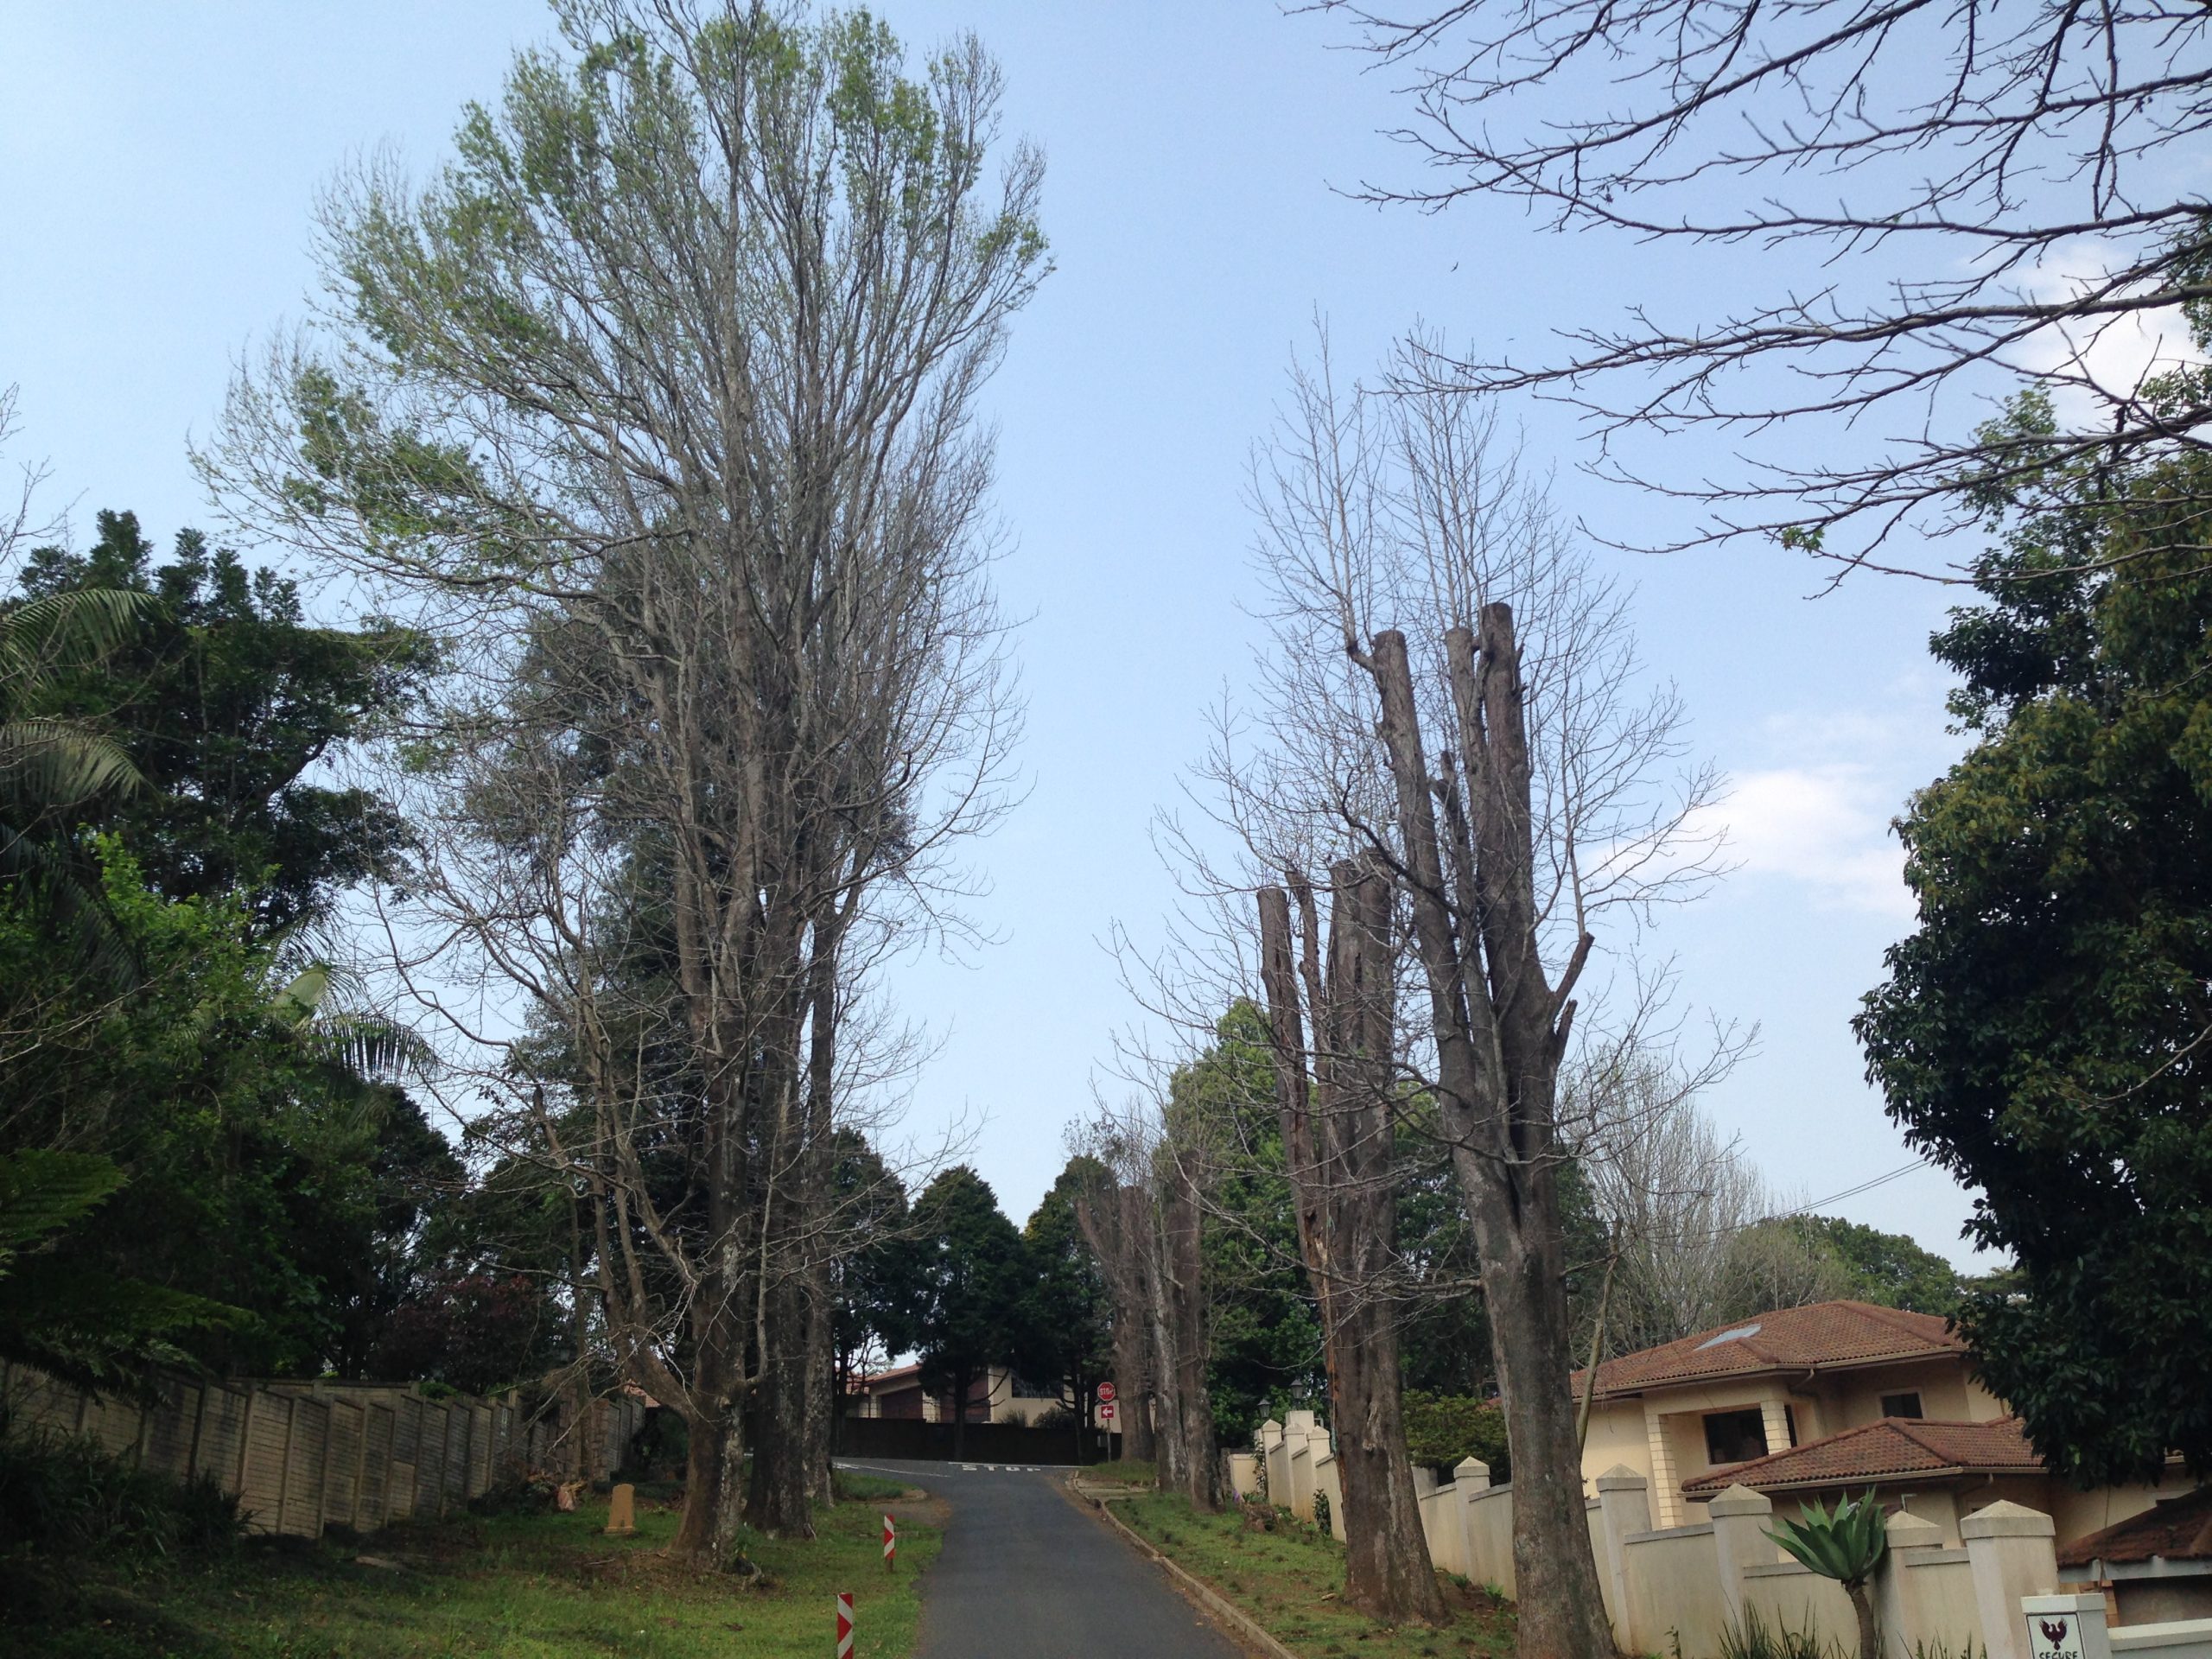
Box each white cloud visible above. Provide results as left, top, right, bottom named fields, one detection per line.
left=2012, top=237, right=2208, bottom=428
left=1700, top=764, right=1913, bottom=918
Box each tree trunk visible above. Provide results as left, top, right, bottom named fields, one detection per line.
left=1077, top=1182, right=1158, bottom=1465
left=1848, top=1582, right=1878, bottom=1659
left=747, top=1277, right=818, bottom=1536
left=951, top=1363, right=969, bottom=1461
left=1257, top=868, right=1447, bottom=1624
left=1161, top=1157, right=1218, bottom=1511
left=1367, top=619, right=1617, bottom=1659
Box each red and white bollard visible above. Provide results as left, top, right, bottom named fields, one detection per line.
left=836, top=1591, right=855, bottom=1658
left=883, top=1512, right=897, bottom=1573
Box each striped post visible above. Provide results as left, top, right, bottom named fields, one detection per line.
left=836, top=1591, right=855, bottom=1656
left=883, top=1512, right=897, bottom=1572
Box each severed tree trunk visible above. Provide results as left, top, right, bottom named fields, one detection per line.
left=1159, top=1154, right=1219, bottom=1511
left=1365, top=613, right=1617, bottom=1659
left=1256, top=862, right=1447, bottom=1624
left=1076, top=1181, right=1159, bottom=1465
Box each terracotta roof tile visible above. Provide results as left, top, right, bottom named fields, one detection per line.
left=1681, top=1417, right=2042, bottom=1496
left=1587, top=1301, right=1963, bottom=1399
left=2058, top=1486, right=2212, bottom=1568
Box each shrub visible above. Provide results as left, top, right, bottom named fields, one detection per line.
left=1401, top=1390, right=1510, bottom=1479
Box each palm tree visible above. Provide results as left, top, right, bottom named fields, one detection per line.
left=0, top=584, right=160, bottom=980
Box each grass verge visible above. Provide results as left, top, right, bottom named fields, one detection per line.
left=1077, top=1458, right=1158, bottom=1487
left=1111, top=1491, right=1515, bottom=1659
left=19, top=1484, right=940, bottom=1659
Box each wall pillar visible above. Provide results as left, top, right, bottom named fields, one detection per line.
left=1452, top=1458, right=1491, bottom=1587
left=1963, top=1501, right=2058, bottom=1659
left=1259, top=1418, right=1285, bottom=1503
left=1595, top=1464, right=1652, bottom=1653
left=1708, top=1483, right=1777, bottom=1633
left=1875, top=1508, right=1946, bottom=1659
left=1644, top=1406, right=1682, bottom=1527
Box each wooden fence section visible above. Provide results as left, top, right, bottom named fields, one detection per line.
left=0, top=1363, right=646, bottom=1539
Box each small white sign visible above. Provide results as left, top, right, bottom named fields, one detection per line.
left=2026, top=1611, right=2084, bottom=1659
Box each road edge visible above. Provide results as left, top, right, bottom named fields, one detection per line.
left=1065, top=1480, right=1301, bottom=1659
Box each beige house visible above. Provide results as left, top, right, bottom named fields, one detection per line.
left=1580, top=1300, right=2194, bottom=1546
left=844, top=1363, right=1070, bottom=1426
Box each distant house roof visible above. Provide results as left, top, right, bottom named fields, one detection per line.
left=1584, top=1301, right=1964, bottom=1400
left=2059, top=1487, right=2212, bottom=1570
left=849, top=1363, right=925, bottom=1394
left=1681, top=1416, right=2042, bottom=1497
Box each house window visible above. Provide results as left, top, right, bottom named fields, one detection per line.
left=1879, top=1392, right=1924, bottom=1421
left=1703, top=1408, right=1770, bottom=1465
left=1784, top=1404, right=1800, bottom=1448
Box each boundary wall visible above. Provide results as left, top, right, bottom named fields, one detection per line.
left=0, top=1361, right=643, bottom=1539
left=1230, top=1427, right=2212, bottom=1659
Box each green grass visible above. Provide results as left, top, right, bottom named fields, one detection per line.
left=1114, top=1491, right=1515, bottom=1659
left=21, top=1486, right=940, bottom=1659
left=830, top=1468, right=909, bottom=1503
left=1077, top=1458, right=1158, bottom=1487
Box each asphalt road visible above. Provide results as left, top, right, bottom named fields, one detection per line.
left=836, top=1459, right=1248, bottom=1659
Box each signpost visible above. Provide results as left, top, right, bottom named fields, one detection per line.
left=836, top=1592, right=855, bottom=1659
left=1096, top=1382, right=1116, bottom=1403
left=883, top=1513, right=897, bottom=1573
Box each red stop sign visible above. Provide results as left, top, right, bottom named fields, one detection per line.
left=1096, top=1382, right=1116, bottom=1403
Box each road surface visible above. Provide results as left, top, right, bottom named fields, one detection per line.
left=837, top=1458, right=1248, bottom=1659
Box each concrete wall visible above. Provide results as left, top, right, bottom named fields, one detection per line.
left=2, top=1362, right=643, bottom=1539
left=1624, top=1522, right=1726, bottom=1656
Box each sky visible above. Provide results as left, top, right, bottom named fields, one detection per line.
left=1, top=3, right=1987, bottom=1263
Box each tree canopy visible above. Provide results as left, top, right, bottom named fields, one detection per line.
left=1860, top=372, right=2212, bottom=1483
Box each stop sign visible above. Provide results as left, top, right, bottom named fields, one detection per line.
left=1096, top=1382, right=1116, bottom=1403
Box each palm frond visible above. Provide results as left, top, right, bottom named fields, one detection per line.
left=0, top=1149, right=126, bottom=1263
left=0, top=586, right=161, bottom=677
left=0, top=718, right=145, bottom=810
left=0, top=826, right=139, bottom=988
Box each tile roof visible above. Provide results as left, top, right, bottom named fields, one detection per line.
left=1680, top=1416, right=2043, bottom=1496
left=1585, top=1301, right=1963, bottom=1399
left=2058, top=1486, right=2212, bottom=1568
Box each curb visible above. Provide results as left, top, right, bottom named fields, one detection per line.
left=1069, top=1478, right=1301, bottom=1659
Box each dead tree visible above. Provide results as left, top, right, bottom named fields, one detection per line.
left=1211, top=327, right=1722, bottom=1659
left=1255, top=861, right=1446, bottom=1624
left=1362, top=609, right=1617, bottom=1659
left=1074, top=1174, right=1160, bottom=1465
left=1154, top=1147, right=1219, bottom=1511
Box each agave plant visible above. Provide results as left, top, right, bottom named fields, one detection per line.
left=1768, top=1491, right=1888, bottom=1659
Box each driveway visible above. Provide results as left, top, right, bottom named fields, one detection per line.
left=836, top=1459, right=1248, bottom=1659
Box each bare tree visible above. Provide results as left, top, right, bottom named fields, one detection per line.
left=201, top=0, right=1042, bottom=1559
left=1256, top=861, right=1446, bottom=1623
left=1225, top=329, right=1721, bottom=1659
left=1572, top=1054, right=1838, bottom=1357
left=1311, top=0, right=2212, bottom=577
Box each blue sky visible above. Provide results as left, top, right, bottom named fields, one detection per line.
left=0, top=3, right=1983, bottom=1259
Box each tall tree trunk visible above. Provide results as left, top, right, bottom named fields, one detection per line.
left=1144, top=1192, right=1187, bottom=1495
left=1077, top=1183, right=1158, bottom=1465
left=1257, top=866, right=1446, bottom=1624
left=1367, top=617, right=1617, bottom=1659
left=1161, top=1156, right=1218, bottom=1511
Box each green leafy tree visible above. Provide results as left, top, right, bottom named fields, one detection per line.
left=904, top=1166, right=1034, bottom=1459
left=1779, top=1217, right=1961, bottom=1317
left=1401, top=1390, right=1511, bottom=1478
left=18, top=511, right=433, bottom=935
left=1021, top=1156, right=1113, bottom=1452
left=1859, top=347, right=2212, bottom=1481
left=1170, top=1003, right=1326, bottom=1446
left=0, top=579, right=157, bottom=981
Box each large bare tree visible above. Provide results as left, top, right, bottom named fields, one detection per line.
left=1227, top=331, right=1721, bottom=1659
left=1311, top=0, right=2212, bottom=577
left=1255, top=861, right=1446, bottom=1624
left=201, top=0, right=1042, bottom=1558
